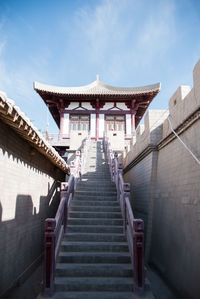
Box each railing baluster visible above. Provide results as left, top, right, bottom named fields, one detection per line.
left=117, top=163, right=123, bottom=203
left=133, top=219, right=144, bottom=292
left=44, top=218, right=56, bottom=295
left=62, top=192, right=68, bottom=233
left=114, top=152, right=118, bottom=185
left=123, top=183, right=130, bottom=233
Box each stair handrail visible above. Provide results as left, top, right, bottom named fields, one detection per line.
left=43, top=136, right=91, bottom=296
left=103, top=136, right=145, bottom=293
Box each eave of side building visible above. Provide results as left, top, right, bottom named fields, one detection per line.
left=0, top=91, right=70, bottom=175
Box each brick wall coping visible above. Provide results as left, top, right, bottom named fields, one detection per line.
left=0, top=91, right=70, bottom=175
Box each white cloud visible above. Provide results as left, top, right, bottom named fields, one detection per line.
left=136, top=1, right=176, bottom=63
left=64, top=0, right=177, bottom=84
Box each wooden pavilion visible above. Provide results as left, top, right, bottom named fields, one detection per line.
left=34, top=76, right=160, bottom=151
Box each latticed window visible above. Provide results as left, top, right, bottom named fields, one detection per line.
left=70, top=115, right=90, bottom=131
left=105, top=115, right=125, bottom=131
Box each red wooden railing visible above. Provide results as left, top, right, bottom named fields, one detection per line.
left=103, top=137, right=145, bottom=293
left=43, top=137, right=90, bottom=295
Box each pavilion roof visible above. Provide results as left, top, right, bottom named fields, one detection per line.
left=34, top=78, right=161, bottom=96
left=34, top=77, right=161, bottom=128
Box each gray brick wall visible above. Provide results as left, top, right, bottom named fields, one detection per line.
left=124, top=121, right=200, bottom=299
left=123, top=60, right=200, bottom=299
left=150, top=123, right=200, bottom=299
left=0, top=120, right=65, bottom=296
left=124, top=153, right=152, bottom=235
left=124, top=150, right=159, bottom=263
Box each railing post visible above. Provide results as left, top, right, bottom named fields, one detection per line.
left=71, top=175, right=75, bottom=201
left=133, top=219, right=145, bottom=293
left=61, top=182, right=68, bottom=233
left=80, top=148, right=83, bottom=174
left=70, top=161, right=75, bottom=176
left=123, top=183, right=130, bottom=234
left=75, top=150, right=81, bottom=179
left=114, top=152, right=118, bottom=185
left=117, top=163, right=123, bottom=202
left=44, top=218, right=56, bottom=296
left=108, top=149, right=113, bottom=180
left=107, top=143, right=111, bottom=163
left=108, top=149, right=112, bottom=165
left=111, top=157, right=115, bottom=182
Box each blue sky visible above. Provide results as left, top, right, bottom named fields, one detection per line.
left=0, top=0, right=199, bottom=133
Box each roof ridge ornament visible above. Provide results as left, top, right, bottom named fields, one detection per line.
left=96, top=74, right=100, bottom=81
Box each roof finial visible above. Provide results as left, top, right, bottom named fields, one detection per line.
left=96, top=74, right=100, bottom=81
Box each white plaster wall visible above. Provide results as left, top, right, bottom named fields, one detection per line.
left=90, top=114, right=96, bottom=137
left=63, top=113, right=69, bottom=134
left=107, top=131, right=125, bottom=151
left=70, top=131, right=89, bottom=150
left=99, top=114, right=104, bottom=138
left=126, top=114, right=131, bottom=135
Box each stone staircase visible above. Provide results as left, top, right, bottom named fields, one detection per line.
left=51, top=141, right=153, bottom=299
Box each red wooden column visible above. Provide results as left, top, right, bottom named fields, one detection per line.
left=96, top=99, right=99, bottom=141
left=96, top=112, right=99, bottom=140
left=59, top=110, right=64, bottom=135
left=130, top=98, right=136, bottom=137
left=131, top=111, right=136, bottom=136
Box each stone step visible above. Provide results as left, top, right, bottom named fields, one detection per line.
left=84, top=164, right=109, bottom=166
left=60, top=241, right=129, bottom=252
left=85, top=168, right=110, bottom=172
left=78, top=181, right=115, bottom=187
left=64, top=233, right=126, bottom=242
left=69, top=211, right=122, bottom=219
left=55, top=277, right=133, bottom=292
left=84, top=167, right=110, bottom=170
left=85, top=165, right=109, bottom=168
left=58, top=252, right=131, bottom=264
left=86, top=164, right=108, bottom=166
left=78, top=180, right=113, bottom=185
left=82, top=175, right=111, bottom=179
left=83, top=174, right=111, bottom=178
left=70, top=206, right=121, bottom=213
left=44, top=291, right=136, bottom=299
left=75, top=190, right=116, bottom=195
left=56, top=263, right=132, bottom=277
left=71, top=200, right=119, bottom=207
left=81, top=178, right=112, bottom=182
left=74, top=195, right=116, bottom=201
left=68, top=218, right=123, bottom=226
left=76, top=179, right=112, bottom=185
left=75, top=190, right=117, bottom=196
left=76, top=185, right=116, bottom=191
left=66, top=225, right=123, bottom=234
